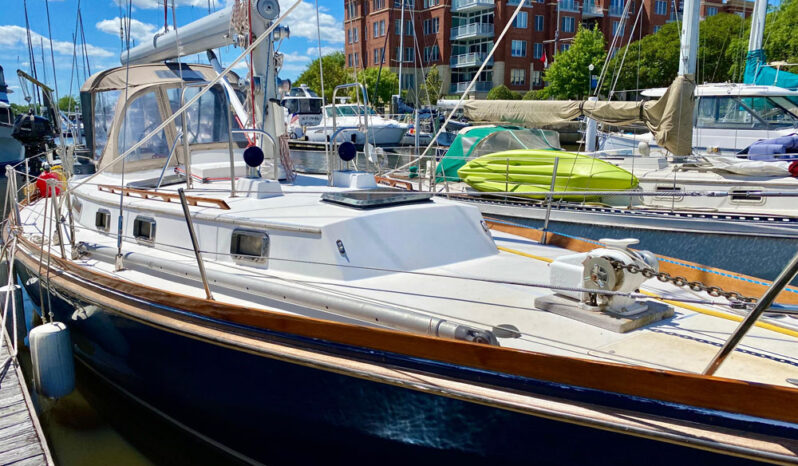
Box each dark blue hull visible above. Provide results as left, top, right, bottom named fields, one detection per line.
left=14, top=261, right=785, bottom=465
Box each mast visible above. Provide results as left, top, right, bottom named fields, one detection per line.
left=398, top=0, right=406, bottom=98
left=678, top=0, right=699, bottom=76
left=747, top=0, right=767, bottom=53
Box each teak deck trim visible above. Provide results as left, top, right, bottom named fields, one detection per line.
left=98, top=185, right=231, bottom=210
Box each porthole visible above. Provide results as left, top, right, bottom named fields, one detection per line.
left=95, top=209, right=110, bottom=232
left=230, top=229, right=269, bottom=264
left=133, top=216, right=156, bottom=244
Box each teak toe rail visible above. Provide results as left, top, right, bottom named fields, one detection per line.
left=98, top=185, right=231, bottom=210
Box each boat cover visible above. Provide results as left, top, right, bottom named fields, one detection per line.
left=436, top=126, right=561, bottom=182
left=461, top=75, right=696, bottom=156
left=744, top=50, right=798, bottom=91
left=740, top=133, right=798, bottom=161
left=457, top=150, right=638, bottom=200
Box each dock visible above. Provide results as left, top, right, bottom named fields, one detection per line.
left=0, top=332, right=53, bottom=466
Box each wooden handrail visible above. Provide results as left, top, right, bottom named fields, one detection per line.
left=98, top=185, right=230, bottom=210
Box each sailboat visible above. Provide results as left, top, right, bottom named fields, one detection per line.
left=4, top=1, right=798, bottom=463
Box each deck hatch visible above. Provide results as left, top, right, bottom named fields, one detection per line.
left=321, top=190, right=432, bottom=209
left=231, top=229, right=269, bottom=264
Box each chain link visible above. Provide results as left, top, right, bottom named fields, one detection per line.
left=608, top=259, right=758, bottom=305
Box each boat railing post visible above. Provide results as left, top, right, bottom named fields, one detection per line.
left=703, top=249, right=798, bottom=376
left=23, top=159, right=30, bottom=204
left=177, top=188, right=214, bottom=301
left=541, top=156, right=559, bottom=245
left=47, top=180, right=67, bottom=259
left=223, top=90, right=236, bottom=197
left=6, top=166, right=21, bottom=228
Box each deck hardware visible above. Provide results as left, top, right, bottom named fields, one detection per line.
left=132, top=216, right=157, bottom=244
left=540, top=156, right=559, bottom=245
left=179, top=188, right=214, bottom=300
left=95, top=209, right=111, bottom=232
left=230, top=229, right=270, bottom=264
left=336, top=240, right=346, bottom=256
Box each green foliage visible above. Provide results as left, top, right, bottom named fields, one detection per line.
left=58, top=95, right=79, bottom=112
left=354, top=67, right=399, bottom=108
left=420, top=65, right=443, bottom=106
left=727, top=0, right=798, bottom=80
left=10, top=103, right=31, bottom=115
left=696, top=13, right=745, bottom=83
left=522, top=88, right=549, bottom=100
left=486, top=85, right=519, bottom=100
left=294, top=52, right=353, bottom=103
left=544, top=25, right=607, bottom=99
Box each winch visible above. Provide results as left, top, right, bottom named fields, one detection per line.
left=535, top=238, right=673, bottom=333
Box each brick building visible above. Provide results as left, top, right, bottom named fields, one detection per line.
left=344, top=0, right=752, bottom=98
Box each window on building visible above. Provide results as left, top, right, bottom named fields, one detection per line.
left=611, top=21, right=625, bottom=35
left=532, top=70, right=542, bottom=85
left=353, top=27, right=359, bottom=42
left=372, top=0, right=385, bottom=9
left=394, top=0, right=414, bottom=7
left=514, top=12, right=528, bottom=28
left=559, top=0, right=577, bottom=10
left=380, top=20, right=386, bottom=35
left=374, top=22, right=379, bottom=38
left=346, top=1, right=357, bottom=18
left=424, top=44, right=440, bottom=61
left=510, top=69, right=526, bottom=86
left=405, top=47, right=414, bottom=61
left=354, top=52, right=359, bottom=66
left=706, top=6, right=718, bottom=15
left=653, top=25, right=662, bottom=32
left=347, top=29, right=352, bottom=44
left=561, top=43, right=570, bottom=52
left=424, top=0, right=439, bottom=7
left=609, top=0, right=624, bottom=16
left=401, top=74, right=415, bottom=88
left=348, top=54, right=352, bottom=67
left=533, top=42, right=544, bottom=59
left=562, top=16, right=575, bottom=32
left=535, top=15, right=544, bottom=31
left=423, top=18, right=439, bottom=34
left=511, top=40, right=527, bottom=57
left=654, top=0, right=666, bottom=14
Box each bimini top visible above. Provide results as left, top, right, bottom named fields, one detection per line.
left=81, top=63, right=240, bottom=93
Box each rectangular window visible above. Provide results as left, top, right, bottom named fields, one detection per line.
left=405, top=47, right=414, bottom=62
left=406, top=20, right=414, bottom=35
left=347, top=29, right=351, bottom=44
left=511, top=40, right=527, bottom=57
left=424, top=0, right=439, bottom=7
left=654, top=25, right=662, bottom=32
left=380, top=20, right=385, bottom=35
left=535, top=15, right=544, bottom=31
left=348, top=54, right=352, bottom=67
left=609, top=0, right=624, bottom=15
left=562, top=16, right=575, bottom=33
left=611, top=21, right=625, bottom=35
left=374, top=22, right=379, bottom=38
left=561, top=43, right=570, bottom=52
left=423, top=17, right=439, bottom=34
left=424, top=44, right=439, bottom=61
left=354, top=27, right=358, bottom=42
left=394, top=0, right=414, bottom=7
left=655, top=0, right=666, bottom=14
left=558, top=0, right=577, bottom=10
left=510, top=69, right=525, bottom=86
left=374, top=49, right=380, bottom=64
left=354, top=52, right=359, bottom=66
left=533, top=42, right=544, bottom=59
left=531, top=70, right=542, bottom=85
left=514, top=12, right=528, bottom=28
left=706, top=6, right=718, bottom=15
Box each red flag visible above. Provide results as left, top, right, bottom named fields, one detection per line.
left=540, top=50, right=548, bottom=68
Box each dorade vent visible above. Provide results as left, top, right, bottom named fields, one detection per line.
left=95, top=209, right=111, bottom=232
left=231, top=229, right=270, bottom=264
left=133, top=217, right=156, bottom=244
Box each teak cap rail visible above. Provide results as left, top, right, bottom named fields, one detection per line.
left=98, top=185, right=231, bottom=210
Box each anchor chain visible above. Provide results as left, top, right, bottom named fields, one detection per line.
left=607, top=259, right=758, bottom=305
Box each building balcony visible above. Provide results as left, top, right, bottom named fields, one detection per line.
left=450, top=52, right=493, bottom=68
left=582, top=3, right=604, bottom=17
left=450, top=81, right=493, bottom=93
left=451, top=0, right=494, bottom=12
left=450, top=23, right=494, bottom=41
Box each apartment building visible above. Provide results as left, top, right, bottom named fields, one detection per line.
left=344, top=0, right=751, bottom=98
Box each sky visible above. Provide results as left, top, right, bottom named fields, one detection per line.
left=3, top=0, right=344, bottom=105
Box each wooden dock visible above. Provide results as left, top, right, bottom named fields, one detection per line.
left=0, top=332, right=53, bottom=466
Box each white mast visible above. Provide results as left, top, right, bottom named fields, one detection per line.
left=678, top=0, right=699, bottom=76
left=747, top=0, right=767, bottom=52
left=398, top=0, right=406, bottom=98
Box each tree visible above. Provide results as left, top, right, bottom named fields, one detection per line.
left=354, top=67, right=399, bottom=108
left=523, top=88, right=549, bottom=100
left=727, top=0, right=798, bottom=80
left=419, top=65, right=443, bottom=106
left=544, top=24, right=607, bottom=99
left=58, top=95, right=79, bottom=112
left=294, top=52, right=353, bottom=103
left=486, top=85, right=519, bottom=100
left=696, top=13, right=745, bottom=84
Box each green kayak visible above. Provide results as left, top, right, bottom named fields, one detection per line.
left=457, top=149, right=639, bottom=201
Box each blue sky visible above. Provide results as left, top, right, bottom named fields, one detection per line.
left=3, top=0, right=344, bottom=105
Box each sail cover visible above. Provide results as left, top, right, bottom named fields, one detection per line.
left=744, top=50, right=798, bottom=91
left=462, top=75, right=696, bottom=155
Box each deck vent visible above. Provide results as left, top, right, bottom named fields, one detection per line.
left=95, top=209, right=110, bottom=232
left=654, top=185, right=683, bottom=201
left=133, top=217, right=156, bottom=243
left=231, top=229, right=269, bottom=264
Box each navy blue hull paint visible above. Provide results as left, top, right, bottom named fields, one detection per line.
left=15, top=263, right=769, bottom=465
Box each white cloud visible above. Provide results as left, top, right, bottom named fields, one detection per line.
left=279, top=0, right=343, bottom=43
left=305, top=46, right=340, bottom=57
left=97, top=17, right=160, bottom=43
left=0, top=25, right=113, bottom=58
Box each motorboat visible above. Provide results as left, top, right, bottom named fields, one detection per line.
left=281, top=84, right=323, bottom=139
left=600, top=84, right=798, bottom=156
left=5, top=2, right=798, bottom=464
left=0, top=66, right=24, bottom=170
left=304, top=103, right=410, bottom=146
